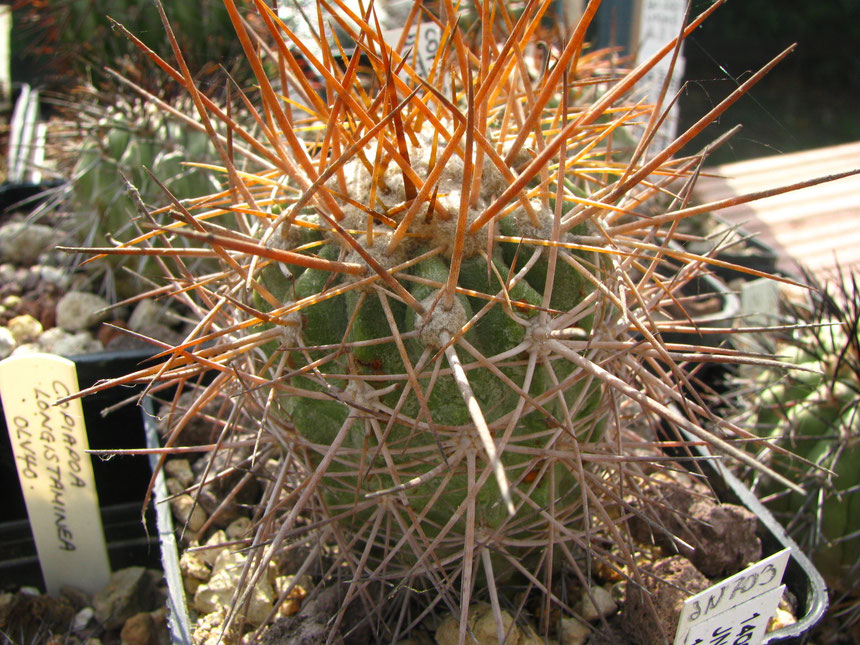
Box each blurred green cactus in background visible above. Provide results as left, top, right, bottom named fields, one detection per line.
left=56, top=87, right=224, bottom=299
left=740, top=270, right=859, bottom=595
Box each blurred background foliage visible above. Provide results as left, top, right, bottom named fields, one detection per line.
left=11, top=0, right=251, bottom=96
left=679, top=0, right=860, bottom=163
left=10, top=0, right=860, bottom=162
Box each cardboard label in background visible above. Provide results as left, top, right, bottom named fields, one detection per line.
left=0, top=353, right=110, bottom=595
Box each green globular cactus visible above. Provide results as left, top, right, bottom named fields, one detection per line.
left=744, top=272, right=860, bottom=595
left=78, top=0, right=855, bottom=640
left=62, top=90, right=222, bottom=298
left=259, top=149, right=602, bottom=559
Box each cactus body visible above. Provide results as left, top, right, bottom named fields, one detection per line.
left=256, top=149, right=602, bottom=557
left=747, top=284, right=860, bottom=593
left=87, top=0, right=846, bottom=638
left=64, top=93, right=221, bottom=298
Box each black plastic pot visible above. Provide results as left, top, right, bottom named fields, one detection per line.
left=672, top=213, right=781, bottom=282
left=648, top=247, right=741, bottom=351
left=701, top=233, right=780, bottom=282
left=0, top=502, right=159, bottom=591
left=659, top=269, right=741, bottom=346
left=0, top=348, right=162, bottom=591
left=0, top=180, right=63, bottom=218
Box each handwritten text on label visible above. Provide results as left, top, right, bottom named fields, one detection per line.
left=683, top=585, right=785, bottom=645
left=674, top=549, right=790, bottom=645
left=0, top=354, right=110, bottom=594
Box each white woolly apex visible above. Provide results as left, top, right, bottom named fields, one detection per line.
left=416, top=294, right=468, bottom=350
left=415, top=203, right=487, bottom=258
left=338, top=140, right=431, bottom=221
left=331, top=120, right=526, bottom=260
left=507, top=199, right=560, bottom=241
left=343, top=229, right=407, bottom=288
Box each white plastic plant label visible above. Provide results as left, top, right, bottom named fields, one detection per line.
left=381, top=21, right=442, bottom=84
left=0, top=353, right=110, bottom=594
left=635, top=0, right=687, bottom=150
left=674, top=548, right=791, bottom=645
left=681, top=584, right=785, bottom=645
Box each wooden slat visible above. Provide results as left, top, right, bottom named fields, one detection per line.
left=693, top=141, right=860, bottom=283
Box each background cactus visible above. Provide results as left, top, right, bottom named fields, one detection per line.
left=738, top=270, right=859, bottom=609
left=49, top=85, right=225, bottom=299
left=71, top=0, right=857, bottom=641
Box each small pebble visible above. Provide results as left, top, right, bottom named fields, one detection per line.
left=147, top=607, right=170, bottom=644
left=38, top=264, right=70, bottom=289
left=192, top=609, right=239, bottom=645
left=55, top=290, right=110, bottom=332
left=60, top=584, right=91, bottom=610
left=120, top=611, right=158, bottom=645
left=579, top=586, right=617, bottom=621
left=197, top=530, right=228, bottom=567
left=435, top=605, right=521, bottom=645
left=0, top=264, right=15, bottom=284
left=194, top=550, right=276, bottom=626
left=165, top=477, right=185, bottom=496
left=73, top=606, right=95, bottom=631
left=179, top=551, right=212, bottom=582
left=93, top=566, right=157, bottom=631
left=0, top=327, right=16, bottom=359
left=768, top=607, right=797, bottom=632
left=170, top=495, right=208, bottom=533
left=38, top=327, right=103, bottom=356
left=11, top=342, right=41, bottom=355
left=21, top=265, right=42, bottom=291
left=226, top=516, right=251, bottom=541
left=273, top=574, right=312, bottom=617
left=8, top=314, right=43, bottom=343
left=0, top=222, right=57, bottom=264
left=559, top=617, right=590, bottom=645
left=2, top=294, right=21, bottom=308
left=183, top=576, right=204, bottom=597
left=128, top=299, right=173, bottom=332
left=164, top=458, right=194, bottom=487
